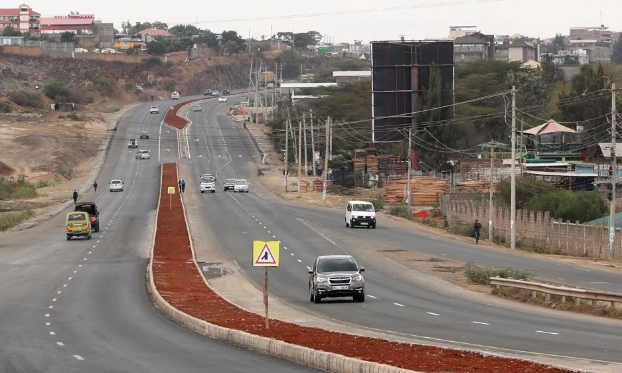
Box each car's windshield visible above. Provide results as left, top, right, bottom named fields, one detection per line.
left=201, top=176, right=214, bottom=183
left=226, top=179, right=236, bottom=184
left=235, top=180, right=247, bottom=185
left=317, top=257, right=358, bottom=273
left=68, top=213, right=86, bottom=221
left=353, top=203, right=374, bottom=212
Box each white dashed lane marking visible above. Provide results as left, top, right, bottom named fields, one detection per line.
left=427, top=312, right=440, bottom=316
left=536, top=330, right=560, bottom=335
left=472, top=321, right=490, bottom=326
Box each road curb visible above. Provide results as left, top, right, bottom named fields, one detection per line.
left=147, top=163, right=422, bottom=373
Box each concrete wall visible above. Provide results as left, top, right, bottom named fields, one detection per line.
left=447, top=200, right=622, bottom=259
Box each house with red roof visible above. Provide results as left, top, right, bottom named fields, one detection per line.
left=0, top=4, right=41, bottom=34
left=39, top=13, right=96, bottom=33
left=135, top=28, right=173, bottom=42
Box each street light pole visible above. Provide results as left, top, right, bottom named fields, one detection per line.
left=610, top=82, right=617, bottom=259
left=510, top=85, right=517, bottom=250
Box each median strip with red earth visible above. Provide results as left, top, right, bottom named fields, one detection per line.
left=151, top=162, right=575, bottom=373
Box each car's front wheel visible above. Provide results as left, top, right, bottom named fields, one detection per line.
left=354, top=292, right=365, bottom=302
left=350, top=218, right=355, bottom=228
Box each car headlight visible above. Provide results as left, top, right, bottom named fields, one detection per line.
left=352, top=274, right=363, bottom=282
left=316, top=277, right=327, bottom=283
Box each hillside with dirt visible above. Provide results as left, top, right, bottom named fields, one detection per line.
left=0, top=50, right=269, bottom=229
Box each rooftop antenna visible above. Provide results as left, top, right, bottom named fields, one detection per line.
left=600, top=11, right=604, bottom=28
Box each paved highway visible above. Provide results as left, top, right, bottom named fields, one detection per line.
left=0, top=101, right=323, bottom=373
left=179, top=95, right=622, bottom=366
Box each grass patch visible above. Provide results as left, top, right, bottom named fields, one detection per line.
left=0, top=175, right=38, bottom=200
left=464, top=261, right=535, bottom=285
left=493, top=287, right=622, bottom=320
left=0, top=210, right=34, bottom=231
left=388, top=203, right=412, bottom=219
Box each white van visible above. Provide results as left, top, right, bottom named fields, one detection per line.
left=171, top=91, right=180, bottom=100
left=345, top=200, right=376, bottom=229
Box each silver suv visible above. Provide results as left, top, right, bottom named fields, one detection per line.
left=308, top=255, right=365, bottom=303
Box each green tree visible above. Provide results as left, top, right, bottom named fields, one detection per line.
left=293, top=31, right=322, bottom=51
left=43, top=82, right=70, bottom=100
left=195, top=30, right=218, bottom=48
left=168, top=24, right=199, bottom=37
left=496, top=177, right=555, bottom=209
left=612, top=34, right=622, bottom=64
left=220, top=30, right=245, bottom=54
left=146, top=40, right=166, bottom=55
left=417, top=62, right=460, bottom=169
left=553, top=33, right=565, bottom=46
left=2, top=25, right=22, bottom=36
left=526, top=190, right=606, bottom=223
left=557, top=63, right=617, bottom=139
left=507, top=68, right=549, bottom=112
left=454, top=60, right=522, bottom=142
left=540, top=54, right=564, bottom=83
left=151, top=21, right=168, bottom=31
left=60, top=31, right=76, bottom=43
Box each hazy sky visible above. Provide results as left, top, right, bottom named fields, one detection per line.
left=32, top=0, right=621, bottom=43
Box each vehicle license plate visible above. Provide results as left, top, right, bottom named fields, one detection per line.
left=360, top=222, right=368, bottom=225
left=333, top=285, right=348, bottom=290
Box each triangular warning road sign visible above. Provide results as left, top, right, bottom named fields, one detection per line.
left=255, top=243, right=277, bottom=265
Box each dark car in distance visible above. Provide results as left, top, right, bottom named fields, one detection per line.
left=223, top=178, right=236, bottom=191
left=74, top=201, right=100, bottom=232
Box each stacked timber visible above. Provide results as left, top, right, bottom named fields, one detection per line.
left=455, top=180, right=493, bottom=193
left=382, top=177, right=449, bottom=205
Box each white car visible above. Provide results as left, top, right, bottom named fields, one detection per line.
left=218, top=96, right=227, bottom=103
left=345, top=200, right=376, bottom=229
left=193, top=105, right=202, bottom=112
left=109, top=179, right=124, bottom=192
left=233, top=179, right=249, bottom=193
left=136, top=150, right=150, bottom=160
left=200, top=174, right=216, bottom=193
left=149, top=105, right=159, bottom=114
left=171, top=91, right=180, bottom=100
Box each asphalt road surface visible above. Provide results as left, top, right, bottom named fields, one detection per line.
left=179, top=96, right=622, bottom=366
left=0, top=100, right=322, bottom=373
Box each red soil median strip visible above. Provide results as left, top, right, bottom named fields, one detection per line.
left=152, top=162, right=575, bottom=373
left=164, top=98, right=209, bottom=130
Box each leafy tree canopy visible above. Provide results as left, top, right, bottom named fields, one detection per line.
left=2, top=25, right=22, bottom=36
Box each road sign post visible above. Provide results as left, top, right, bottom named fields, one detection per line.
left=167, top=186, right=175, bottom=210
left=253, top=240, right=280, bottom=329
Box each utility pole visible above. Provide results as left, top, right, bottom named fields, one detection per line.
left=510, top=85, right=516, bottom=249
left=478, top=141, right=505, bottom=240
left=610, top=82, right=617, bottom=259
left=310, top=109, right=316, bottom=177
left=329, top=122, right=333, bottom=160
left=298, top=119, right=302, bottom=197
left=303, top=113, right=308, bottom=179
left=284, top=119, right=289, bottom=192
left=407, top=126, right=412, bottom=208
left=323, top=117, right=330, bottom=206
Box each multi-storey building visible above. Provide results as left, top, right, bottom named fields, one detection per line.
left=0, top=3, right=40, bottom=35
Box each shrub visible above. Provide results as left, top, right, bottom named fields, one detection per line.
left=7, top=91, right=44, bottom=108
left=67, top=86, right=94, bottom=104
left=0, top=210, right=34, bottom=231
left=43, top=82, right=70, bottom=100
left=496, top=177, right=554, bottom=209
left=93, top=77, right=117, bottom=97
left=464, top=261, right=536, bottom=285
left=144, top=56, right=162, bottom=66
left=160, top=79, right=176, bottom=92
left=526, top=190, right=607, bottom=223
left=370, top=199, right=384, bottom=211
left=0, top=100, right=12, bottom=113
left=388, top=204, right=411, bottom=219
left=0, top=175, right=38, bottom=200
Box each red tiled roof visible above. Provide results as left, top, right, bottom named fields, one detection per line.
left=136, top=28, right=172, bottom=37
left=0, top=8, right=40, bottom=17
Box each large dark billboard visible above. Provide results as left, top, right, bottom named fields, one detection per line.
left=371, top=40, right=454, bottom=142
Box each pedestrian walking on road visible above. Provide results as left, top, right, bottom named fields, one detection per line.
left=72, top=189, right=78, bottom=205
left=473, top=219, right=482, bottom=244
left=181, top=180, right=186, bottom=193
left=93, top=181, right=98, bottom=193
left=178, top=180, right=182, bottom=193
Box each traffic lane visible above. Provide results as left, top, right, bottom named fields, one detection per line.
left=266, top=201, right=622, bottom=293
left=207, top=195, right=622, bottom=362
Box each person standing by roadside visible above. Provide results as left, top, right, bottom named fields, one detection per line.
left=179, top=180, right=182, bottom=193
left=181, top=179, right=186, bottom=193
left=473, top=219, right=482, bottom=244
left=72, top=189, right=78, bottom=205
left=93, top=181, right=98, bottom=193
